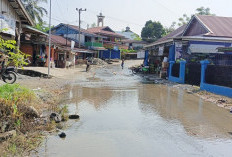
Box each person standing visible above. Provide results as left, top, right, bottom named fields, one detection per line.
left=121, top=59, right=125, bottom=69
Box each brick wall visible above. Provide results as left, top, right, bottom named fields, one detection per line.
left=20, top=44, right=33, bottom=63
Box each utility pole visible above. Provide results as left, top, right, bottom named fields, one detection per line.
left=48, top=0, right=52, bottom=76
left=76, top=8, right=87, bottom=48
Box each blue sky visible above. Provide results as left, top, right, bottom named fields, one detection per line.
left=41, top=0, right=232, bottom=35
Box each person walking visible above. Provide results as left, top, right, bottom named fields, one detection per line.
left=121, top=59, right=125, bottom=69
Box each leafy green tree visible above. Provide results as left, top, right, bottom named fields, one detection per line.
left=131, top=34, right=142, bottom=41
left=196, top=7, right=214, bottom=15
left=177, top=14, right=191, bottom=26
left=141, top=20, right=165, bottom=42
left=164, top=22, right=176, bottom=35
left=22, top=0, right=48, bottom=24
left=0, top=30, right=29, bottom=67
left=91, top=23, right=97, bottom=28
left=34, top=21, right=53, bottom=33
left=170, top=7, right=215, bottom=29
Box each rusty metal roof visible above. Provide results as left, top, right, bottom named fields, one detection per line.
left=145, top=24, right=187, bottom=47
left=196, top=15, right=232, bottom=38
left=50, top=35, right=71, bottom=46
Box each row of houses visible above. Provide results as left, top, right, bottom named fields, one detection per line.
left=1, top=0, right=147, bottom=68
left=145, top=14, right=232, bottom=97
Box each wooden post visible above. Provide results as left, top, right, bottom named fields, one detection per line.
left=17, top=21, right=22, bottom=48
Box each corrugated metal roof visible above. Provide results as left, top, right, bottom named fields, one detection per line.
left=145, top=24, right=187, bottom=47
left=50, top=35, right=71, bottom=46
left=196, top=15, right=232, bottom=38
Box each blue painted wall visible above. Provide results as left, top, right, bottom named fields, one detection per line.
left=168, top=45, right=175, bottom=62
left=200, top=60, right=232, bottom=98
left=144, top=50, right=149, bottom=66
left=168, top=61, right=186, bottom=84
left=53, top=24, right=79, bottom=36
left=99, top=50, right=121, bottom=59
left=189, top=40, right=232, bottom=47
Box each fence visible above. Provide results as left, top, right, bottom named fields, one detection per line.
left=171, top=63, right=180, bottom=78
left=205, top=65, right=232, bottom=88
left=99, top=50, right=121, bottom=59
left=200, top=60, right=232, bottom=98
left=185, top=63, right=201, bottom=86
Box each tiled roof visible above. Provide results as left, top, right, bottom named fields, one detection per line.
left=196, top=15, right=232, bottom=38
left=87, top=27, right=124, bottom=38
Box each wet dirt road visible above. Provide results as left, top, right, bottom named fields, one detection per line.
left=39, top=64, right=232, bottom=157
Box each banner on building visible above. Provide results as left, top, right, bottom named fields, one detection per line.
left=158, top=46, right=164, bottom=56
left=189, top=44, right=223, bottom=54
left=137, top=51, right=145, bottom=59
left=0, top=14, right=16, bottom=36
left=175, top=42, right=182, bottom=60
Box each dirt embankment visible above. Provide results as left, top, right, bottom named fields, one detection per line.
left=0, top=64, right=94, bottom=156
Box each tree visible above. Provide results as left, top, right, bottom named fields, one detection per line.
left=196, top=7, right=214, bottom=15
left=91, top=23, right=97, bottom=28
left=0, top=30, right=29, bottom=68
left=141, top=20, right=165, bottom=43
left=170, top=7, right=215, bottom=29
left=177, top=14, right=191, bottom=26
left=34, top=21, right=53, bottom=33
left=131, top=34, right=142, bottom=41
left=22, top=0, right=48, bottom=24
left=164, top=22, right=176, bottom=35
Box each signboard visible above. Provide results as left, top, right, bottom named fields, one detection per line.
left=158, top=46, right=164, bottom=56
left=71, top=41, right=75, bottom=50
left=189, top=44, right=223, bottom=54
left=137, top=51, right=145, bottom=59
left=175, top=42, right=182, bottom=60
left=0, top=14, right=16, bottom=36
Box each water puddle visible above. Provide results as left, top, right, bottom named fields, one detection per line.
left=38, top=64, right=232, bottom=157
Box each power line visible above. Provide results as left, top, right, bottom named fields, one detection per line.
left=87, top=9, right=143, bottom=27
left=55, top=0, right=66, bottom=22
left=150, top=0, right=179, bottom=17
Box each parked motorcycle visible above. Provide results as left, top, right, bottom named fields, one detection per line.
left=0, top=60, right=17, bottom=84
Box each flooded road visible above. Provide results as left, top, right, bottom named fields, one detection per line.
left=39, top=63, right=232, bottom=157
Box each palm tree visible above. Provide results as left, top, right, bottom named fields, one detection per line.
left=22, top=0, right=48, bottom=24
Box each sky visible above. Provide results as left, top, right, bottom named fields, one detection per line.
left=41, top=0, right=232, bottom=35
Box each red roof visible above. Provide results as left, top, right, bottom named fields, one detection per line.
left=50, top=35, right=71, bottom=46
left=196, top=15, right=232, bottom=38
left=87, top=26, right=124, bottom=38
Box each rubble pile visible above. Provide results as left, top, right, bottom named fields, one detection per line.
left=92, top=58, right=107, bottom=65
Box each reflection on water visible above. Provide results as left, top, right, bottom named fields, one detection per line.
left=38, top=65, right=232, bottom=157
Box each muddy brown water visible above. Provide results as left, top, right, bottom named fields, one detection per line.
left=38, top=65, right=232, bottom=157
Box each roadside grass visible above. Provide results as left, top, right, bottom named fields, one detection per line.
left=1, top=132, right=44, bottom=156
left=0, top=84, right=43, bottom=156
left=0, top=83, right=35, bottom=105
left=0, top=84, right=69, bottom=156
left=60, top=104, right=69, bottom=121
